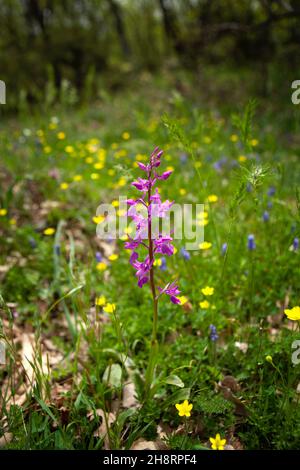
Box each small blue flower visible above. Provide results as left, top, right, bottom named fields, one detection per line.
left=159, top=257, right=167, bottom=271
left=221, top=242, right=228, bottom=256
left=209, top=324, right=219, bottom=342
left=293, top=237, right=299, bottom=251
left=180, top=153, right=188, bottom=164
left=180, top=247, right=191, bottom=261
left=95, top=251, right=102, bottom=262
left=29, top=237, right=37, bottom=249
left=247, top=234, right=256, bottom=250
left=262, top=211, right=269, bottom=222
left=267, top=186, right=276, bottom=197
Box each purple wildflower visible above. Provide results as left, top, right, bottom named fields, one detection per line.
left=180, top=247, right=191, bottom=261
left=267, top=186, right=276, bottom=197
left=158, top=282, right=181, bottom=304
left=262, top=211, right=270, bottom=222
left=125, top=146, right=179, bottom=305
left=95, top=251, right=103, bottom=262
left=247, top=234, right=256, bottom=251
left=293, top=237, right=299, bottom=251
left=159, top=257, right=167, bottom=271
left=209, top=324, right=219, bottom=342
left=221, top=242, right=228, bottom=256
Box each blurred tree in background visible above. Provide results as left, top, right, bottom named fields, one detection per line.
left=0, top=0, right=299, bottom=111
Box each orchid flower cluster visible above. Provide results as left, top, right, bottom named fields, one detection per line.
left=124, top=147, right=180, bottom=304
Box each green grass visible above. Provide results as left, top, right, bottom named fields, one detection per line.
left=0, top=74, right=300, bottom=450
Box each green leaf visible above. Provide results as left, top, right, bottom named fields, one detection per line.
left=164, top=374, right=185, bottom=388
left=103, top=363, right=122, bottom=388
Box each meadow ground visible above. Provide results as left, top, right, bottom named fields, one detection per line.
left=0, top=73, right=300, bottom=450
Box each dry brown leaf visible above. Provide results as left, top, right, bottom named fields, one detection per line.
left=130, top=438, right=159, bottom=450
left=0, top=433, right=12, bottom=447
left=122, top=381, right=138, bottom=409
left=88, top=408, right=116, bottom=449
left=21, top=333, right=35, bottom=384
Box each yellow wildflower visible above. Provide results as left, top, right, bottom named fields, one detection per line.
left=95, top=296, right=106, bottom=307
left=108, top=254, right=119, bottom=261
left=178, top=296, right=188, bottom=306
left=0, top=208, right=8, bottom=216
left=73, top=175, right=82, bottom=182
left=60, top=182, right=69, bottom=190
left=122, top=132, right=130, bottom=140
left=103, top=303, right=116, bottom=313
left=207, top=194, right=218, bottom=203
left=201, top=286, right=214, bottom=296
left=238, top=155, right=247, bottom=163
left=43, top=227, right=55, bottom=236
left=230, top=134, right=238, bottom=142
left=175, top=400, right=193, bottom=418
left=93, top=215, right=105, bottom=224
left=210, top=434, right=226, bottom=450
left=57, top=132, right=65, bottom=140
left=96, top=262, right=107, bottom=271
left=284, top=306, right=300, bottom=321
left=199, top=300, right=210, bottom=309
left=199, top=242, right=212, bottom=250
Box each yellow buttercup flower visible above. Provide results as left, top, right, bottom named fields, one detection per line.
left=230, top=134, right=238, bottom=142
left=201, top=286, right=214, bottom=296
left=209, top=434, right=226, bottom=450
left=73, top=175, right=82, bottom=182
left=85, top=157, right=94, bottom=164
left=175, top=400, right=193, bottom=418
left=207, top=194, right=218, bottom=203
left=60, top=182, right=69, bottom=190
left=103, top=303, right=116, bottom=313
left=65, top=145, right=74, bottom=154
left=197, top=211, right=208, bottom=219
left=203, top=136, right=211, bottom=144
left=108, top=254, right=119, bottom=261
left=178, top=296, right=188, bottom=306
left=238, top=155, right=247, bottom=163
left=0, top=208, right=8, bottom=216
left=93, top=215, right=105, bottom=224
left=9, top=218, right=16, bottom=225
left=57, top=132, right=66, bottom=140
left=95, top=295, right=106, bottom=307
left=250, top=138, right=259, bottom=146
left=94, top=162, right=104, bottom=170
left=166, top=166, right=174, bottom=172
left=111, top=200, right=119, bottom=207
left=153, top=259, right=162, bottom=267
left=43, top=227, right=55, bottom=236
left=199, top=300, right=210, bottom=309
left=108, top=169, right=115, bottom=176
left=91, top=173, right=99, bottom=180
left=122, top=131, right=130, bottom=140
left=44, top=145, right=51, bottom=154
left=96, top=262, right=107, bottom=271
left=197, top=219, right=209, bottom=227
left=199, top=242, right=212, bottom=250
left=284, top=306, right=300, bottom=321
left=179, top=188, right=187, bottom=196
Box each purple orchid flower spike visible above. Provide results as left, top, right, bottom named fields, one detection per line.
left=124, top=146, right=181, bottom=398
